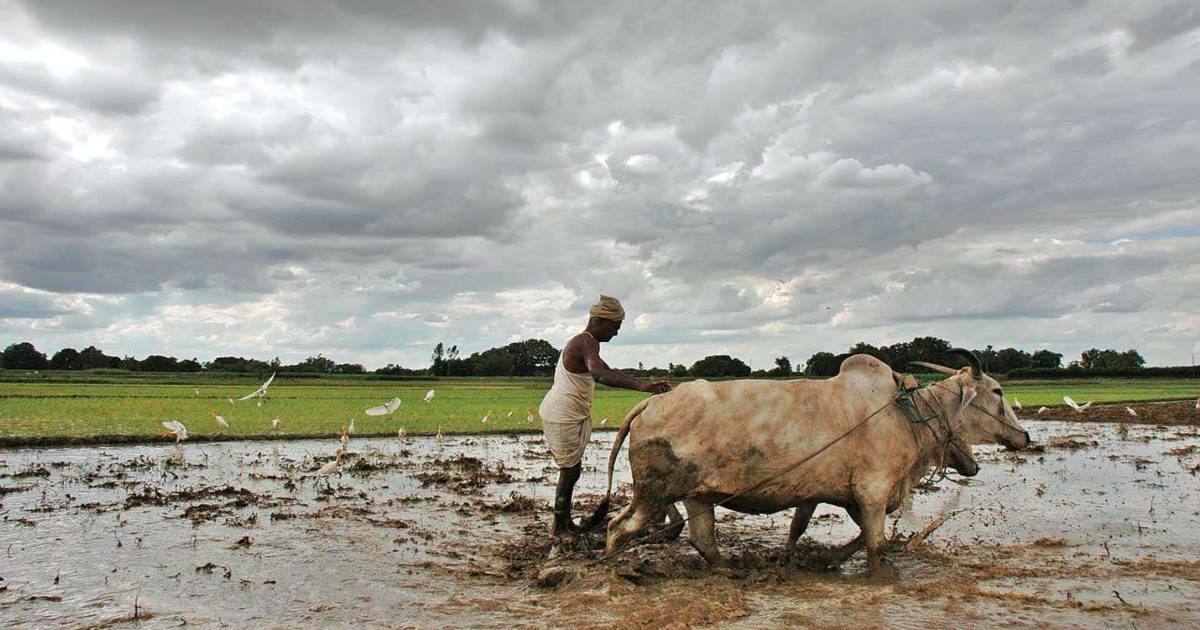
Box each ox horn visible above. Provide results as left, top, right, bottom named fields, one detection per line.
left=910, top=361, right=958, bottom=376
left=948, top=347, right=983, bottom=379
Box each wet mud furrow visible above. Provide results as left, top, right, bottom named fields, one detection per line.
left=0, top=421, right=1198, bottom=628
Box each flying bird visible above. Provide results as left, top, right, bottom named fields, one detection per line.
left=210, top=410, right=229, bottom=428
left=424, top=389, right=435, bottom=403
left=1012, top=398, right=1022, bottom=410
left=1126, top=406, right=1137, bottom=417
left=365, top=397, right=402, bottom=416
left=238, top=373, right=277, bottom=401
left=162, top=420, right=188, bottom=442
left=1063, top=396, right=1092, bottom=412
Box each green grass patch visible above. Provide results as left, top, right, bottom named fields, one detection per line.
left=0, top=375, right=1194, bottom=444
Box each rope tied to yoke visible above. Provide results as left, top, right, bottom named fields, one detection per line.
left=589, top=376, right=964, bottom=565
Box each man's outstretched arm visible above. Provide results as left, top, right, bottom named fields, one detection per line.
left=583, top=339, right=671, bottom=394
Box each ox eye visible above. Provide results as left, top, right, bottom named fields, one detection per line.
left=992, top=388, right=1002, bottom=396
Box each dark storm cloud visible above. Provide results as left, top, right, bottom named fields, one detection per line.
left=2, top=0, right=1199, bottom=368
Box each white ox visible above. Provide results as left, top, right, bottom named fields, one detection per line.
left=603, top=350, right=1030, bottom=574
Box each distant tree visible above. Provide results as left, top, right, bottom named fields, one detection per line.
left=501, top=339, right=559, bottom=376
left=1118, top=349, right=1145, bottom=369
left=804, top=351, right=841, bottom=377
left=474, top=350, right=516, bottom=376
left=1079, top=348, right=1121, bottom=369
left=335, top=363, right=365, bottom=374
left=431, top=342, right=447, bottom=376
left=768, top=356, right=792, bottom=377
left=138, top=354, right=180, bottom=371
left=1030, top=349, right=1062, bottom=369
left=992, top=348, right=1032, bottom=373
left=78, top=346, right=120, bottom=369
left=50, top=347, right=82, bottom=370
left=3, top=342, right=48, bottom=369
left=689, top=355, right=751, bottom=378
left=847, top=342, right=886, bottom=363
left=178, top=358, right=202, bottom=372
left=376, top=363, right=423, bottom=376
left=290, top=355, right=337, bottom=373
left=668, top=363, right=688, bottom=378
left=206, top=356, right=272, bottom=372
left=906, top=336, right=953, bottom=366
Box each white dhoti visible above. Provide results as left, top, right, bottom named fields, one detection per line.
left=539, top=349, right=596, bottom=469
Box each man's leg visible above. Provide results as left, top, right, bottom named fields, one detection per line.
left=552, top=462, right=582, bottom=537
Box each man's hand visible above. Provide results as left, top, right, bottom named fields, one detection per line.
left=643, top=379, right=671, bottom=395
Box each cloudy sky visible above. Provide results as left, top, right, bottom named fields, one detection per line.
left=2, top=1, right=1199, bottom=370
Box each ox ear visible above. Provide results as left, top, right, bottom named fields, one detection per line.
left=910, top=361, right=958, bottom=376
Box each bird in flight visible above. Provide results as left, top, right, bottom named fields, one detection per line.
left=238, top=373, right=277, bottom=401
left=365, top=397, right=402, bottom=416
left=1063, top=396, right=1092, bottom=412
left=162, top=420, right=188, bottom=442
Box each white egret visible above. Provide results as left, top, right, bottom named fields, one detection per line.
left=194, top=388, right=199, bottom=396
left=481, top=410, right=492, bottom=424
left=365, top=397, right=401, bottom=416
left=1037, top=406, right=1049, bottom=414
left=600, top=417, right=608, bottom=426
left=339, top=430, right=350, bottom=450
left=1012, top=398, right=1022, bottom=410
left=348, top=418, right=356, bottom=435
left=210, top=410, right=229, bottom=428
left=162, top=421, right=188, bottom=442
left=424, top=389, right=435, bottom=403
left=1126, top=406, right=1137, bottom=417
left=397, top=427, right=406, bottom=438
left=227, top=397, right=235, bottom=405
left=436, top=426, right=443, bottom=441
left=1063, top=396, right=1092, bottom=412
left=272, top=417, right=281, bottom=431
left=238, top=372, right=276, bottom=401
left=316, top=447, right=344, bottom=476
left=506, top=410, right=514, bottom=419
left=526, top=408, right=534, bottom=423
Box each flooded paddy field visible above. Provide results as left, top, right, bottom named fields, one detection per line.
left=2, top=420, right=1199, bottom=628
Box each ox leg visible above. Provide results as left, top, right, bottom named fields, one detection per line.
left=784, top=503, right=817, bottom=557
left=604, top=498, right=658, bottom=556
left=857, top=502, right=889, bottom=576
left=682, top=499, right=721, bottom=568
left=824, top=506, right=866, bottom=566
left=654, top=503, right=685, bottom=541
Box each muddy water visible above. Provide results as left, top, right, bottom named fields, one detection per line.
left=1, top=421, right=1198, bottom=628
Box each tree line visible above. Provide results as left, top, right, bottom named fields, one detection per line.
left=1, top=336, right=1150, bottom=378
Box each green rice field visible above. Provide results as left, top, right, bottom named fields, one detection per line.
left=0, top=373, right=1196, bottom=444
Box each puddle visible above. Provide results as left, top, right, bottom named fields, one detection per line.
left=1, top=421, right=1198, bottom=628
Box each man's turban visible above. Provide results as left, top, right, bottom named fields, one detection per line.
left=589, top=295, right=625, bottom=321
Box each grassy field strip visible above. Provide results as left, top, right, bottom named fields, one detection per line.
left=1, top=378, right=1196, bottom=441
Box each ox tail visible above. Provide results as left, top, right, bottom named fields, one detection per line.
left=577, top=397, right=653, bottom=533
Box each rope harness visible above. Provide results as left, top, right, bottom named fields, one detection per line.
left=590, top=376, right=968, bottom=565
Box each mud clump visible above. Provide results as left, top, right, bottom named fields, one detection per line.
left=416, top=455, right=515, bottom=493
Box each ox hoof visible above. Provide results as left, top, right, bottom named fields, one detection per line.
left=536, top=566, right=575, bottom=588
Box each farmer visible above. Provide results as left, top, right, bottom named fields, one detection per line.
left=539, top=295, right=671, bottom=541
